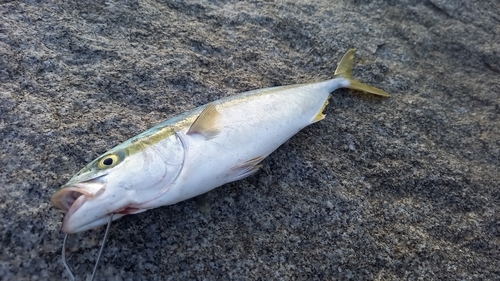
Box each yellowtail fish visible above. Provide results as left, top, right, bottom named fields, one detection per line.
left=52, top=49, right=389, bottom=280
left=52, top=49, right=389, bottom=234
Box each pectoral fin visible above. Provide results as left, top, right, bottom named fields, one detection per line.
left=187, top=103, right=221, bottom=139
left=194, top=193, right=211, bottom=214
left=228, top=156, right=265, bottom=182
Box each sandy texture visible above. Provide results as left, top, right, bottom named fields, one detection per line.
left=1, top=0, right=499, bottom=280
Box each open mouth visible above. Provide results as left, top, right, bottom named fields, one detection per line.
left=51, top=186, right=94, bottom=212
left=51, top=184, right=110, bottom=233
left=52, top=174, right=110, bottom=211
left=52, top=184, right=148, bottom=234
left=52, top=186, right=144, bottom=214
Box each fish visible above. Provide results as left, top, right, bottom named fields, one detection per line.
left=51, top=49, right=390, bottom=234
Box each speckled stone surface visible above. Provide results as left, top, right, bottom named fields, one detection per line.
left=1, top=0, right=499, bottom=280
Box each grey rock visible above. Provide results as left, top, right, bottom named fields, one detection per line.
left=1, top=0, right=499, bottom=280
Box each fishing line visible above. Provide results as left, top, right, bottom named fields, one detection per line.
left=61, top=213, right=114, bottom=281
left=91, top=213, right=114, bottom=281
left=62, top=234, right=75, bottom=281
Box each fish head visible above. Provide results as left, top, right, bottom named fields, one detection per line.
left=51, top=131, right=185, bottom=234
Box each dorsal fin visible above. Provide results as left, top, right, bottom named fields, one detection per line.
left=187, top=103, right=221, bottom=139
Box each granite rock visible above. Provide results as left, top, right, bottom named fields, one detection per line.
left=1, top=0, right=499, bottom=280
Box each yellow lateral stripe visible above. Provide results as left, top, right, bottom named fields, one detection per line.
left=126, top=126, right=176, bottom=155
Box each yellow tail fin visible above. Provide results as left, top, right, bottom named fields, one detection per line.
left=335, top=49, right=390, bottom=97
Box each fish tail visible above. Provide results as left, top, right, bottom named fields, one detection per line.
left=335, top=49, right=390, bottom=97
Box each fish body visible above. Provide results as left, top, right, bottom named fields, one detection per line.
left=51, top=49, right=389, bottom=234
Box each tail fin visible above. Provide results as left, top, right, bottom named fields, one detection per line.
left=335, top=49, right=390, bottom=97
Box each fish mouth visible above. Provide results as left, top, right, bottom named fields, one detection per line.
left=51, top=185, right=109, bottom=234
left=51, top=175, right=108, bottom=212
left=52, top=184, right=147, bottom=234
left=51, top=186, right=94, bottom=212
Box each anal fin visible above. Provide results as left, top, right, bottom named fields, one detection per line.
left=313, top=95, right=330, bottom=123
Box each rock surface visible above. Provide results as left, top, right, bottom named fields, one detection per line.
left=1, top=0, right=499, bottom=280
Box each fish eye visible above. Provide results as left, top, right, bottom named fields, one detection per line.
left=98, top=154, right=120, bottom=169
